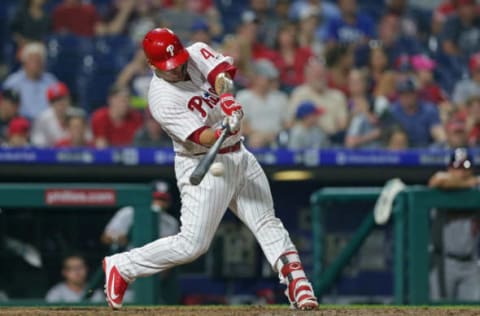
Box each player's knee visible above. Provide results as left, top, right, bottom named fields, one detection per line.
left=178, top=233, right=211, bottom=261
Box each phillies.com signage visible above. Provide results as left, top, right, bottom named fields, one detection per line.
left=45, top=189, right=116, bottom=206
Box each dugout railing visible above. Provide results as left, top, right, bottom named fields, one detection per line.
left=0, top=183, right=158, bottom=306
left=311, top=186, right=480, bottom=305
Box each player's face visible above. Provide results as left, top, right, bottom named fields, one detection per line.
left=62, top=257, right=87, bottom=287
left=69, top=117, right=86, bottom=141
left=155, top=62, right=188, bottom=83
left=52, top=96, right=70, bottom=116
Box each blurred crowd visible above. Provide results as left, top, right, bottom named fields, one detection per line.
left=0, top=0, right=480, bottom=150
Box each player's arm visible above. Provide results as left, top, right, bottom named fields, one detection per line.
left=189, top=123, right=235, bottom=147
left=215, top=72, right=243, bottom=118
left=189, top=72, right=243, bottom=147
left=428, top=171, right=477, bottom=189
left=190, top=127, right=218, bottom=147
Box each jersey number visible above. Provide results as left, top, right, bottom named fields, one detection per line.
left=200, top=48, right=214, bottom=60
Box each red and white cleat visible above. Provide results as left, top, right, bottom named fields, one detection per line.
left=285, top=276, right=319, bottom=310
left=278, top=251, right=319, bottom=310
left=103, top=256, right=128, bottom=309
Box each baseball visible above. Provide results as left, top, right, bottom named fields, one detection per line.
left=209, top=162, right=225, bottom=177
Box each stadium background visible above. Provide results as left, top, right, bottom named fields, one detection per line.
left=0, top=0, right=479, bottom=309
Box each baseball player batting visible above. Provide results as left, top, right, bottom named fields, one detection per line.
left=102, top=28, right=318, bottom=310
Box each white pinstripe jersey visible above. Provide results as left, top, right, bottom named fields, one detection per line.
left=148, top=42, right=242, bottom=155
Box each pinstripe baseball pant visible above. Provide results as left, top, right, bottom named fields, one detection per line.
left=115, top=145, right=296, bottom=281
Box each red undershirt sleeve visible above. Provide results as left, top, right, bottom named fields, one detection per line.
left=207, top=62, right=237, bottom=88
left=187, top=126, right=210, bottom=145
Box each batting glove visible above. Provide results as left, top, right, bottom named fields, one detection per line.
left=219, top=93, right=243, bottom=117
left=215, top=114, right=241, bottom=139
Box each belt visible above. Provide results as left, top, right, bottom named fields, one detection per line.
left=434, top=249, right=474, bottom=262
left=193, top=141, right=241, bottom=156
left=446, top=253, right=474, bottom=262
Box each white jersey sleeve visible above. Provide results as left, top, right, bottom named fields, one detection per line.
left=187, top=42, right=235, bottom=89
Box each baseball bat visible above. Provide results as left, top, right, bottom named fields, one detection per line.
left=189, top=128, right=229, bottom=186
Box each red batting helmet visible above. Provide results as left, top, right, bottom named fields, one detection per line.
left=142, top=28, right=190, bottom=71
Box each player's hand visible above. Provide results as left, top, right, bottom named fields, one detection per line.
left=215, top=114, right=241, bottom=139
left=223, top=113, right=242, bottom=134
left=219, top=93, right=243, bottom=117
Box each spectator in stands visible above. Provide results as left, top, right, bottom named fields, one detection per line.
left=31, top=82, right=71, bottom=147
left=348, top=68, right=370, bottom=109
left=384, top=0, right=426, bottom=40
left=271, top=22, right=314, bottom=92
left=188, top=19, right=218, bottom=49
left=289, top=0, right=340, bottom=25
left=385, top=125, right=409, bottom=150
left=359, top=14, right=420, bottom=67
left=237, top=59, right=288, bottom=149
left=452, top=52, right=480, bottom=107
left=428, top=148, right=480, bottom=301
left=446, top=115, right=469, bottom=148
left=3, top=42, right=57, bottom=120
left=91, top=85, right=143, bottom=148
left=390, top=77, right=446, bottom=147
left=134, top=109, right=171, bottom=148
left=101, top=0, right=158, bottom=41
left=4, top=117, right=30, bottom=148
left=116, top=49, right=152, bottom=104
left=326, top=0, right=375, bottom=48
left=394, top=54, right=415, bottom=82
left=0, top=90, right=20, bottom=142
left=466, top=95, right=480, bottom=146
left=184, top=0, right=223, bottom=40
left=367, top=44, right=390, bottom=88
left=45, top=253, right=103, bottom=303
left=10, top=0, right=50, bottom=47
left=325, top=44, right=355, bottom=96
left=345, top=69, right=381, bottom=149
left=158, top=0, right=202, bottom=43
left=289, top=58, right=348, bottom=138
left=52, top=0, right=103, bottom=37
left=288, top=101, right=329, bottom=150
left=128, top=0, right=158, bottom=43
left=429, top=1, right=458, bottom=54
left=372, top=70, right=397, bottom=118
left=297, top=9, right=325, bottom=56
left=236, top=11, right=276, bottom=62
left=434, top=0, right=462, bottom=24
left=220, top=35, right=254, bottom=90
left=411, top=54, right=447, bottom=104
left=249, top=0, right=276, bottom=48
left=441, top=0, right=480, bottom=57
left=291, top=0, right=340, bottom=47
left=55, top=108, right=93, bottom=148
left=261, top=0, right=291, bottom=49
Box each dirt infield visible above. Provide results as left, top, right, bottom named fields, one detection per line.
left=1, top=306, right=480, bottom=316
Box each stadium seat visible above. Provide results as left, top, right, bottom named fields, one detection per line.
left=214, top=0, right=247, bottom=34
left=0, top=0, right=20, bottom=72
left=433, top=53, right=468, bottom=94
left=46, top=34, right=94, bottom=100
left=76, top=36, right=134, bottom=111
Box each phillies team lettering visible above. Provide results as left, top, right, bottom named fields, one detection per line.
left=187, top=88, right=220, bottom=117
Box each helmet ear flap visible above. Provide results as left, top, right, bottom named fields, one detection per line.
left=142, top=28, right=190, bottom=71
